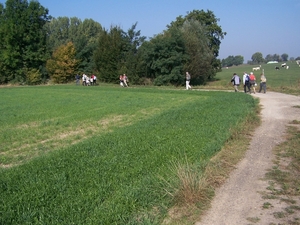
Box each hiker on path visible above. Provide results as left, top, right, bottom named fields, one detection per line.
left=258, top=73, right=267, bottom=93
left=243, top=72, right=250, bottom=93
left=249, top=72, right=257, bottom=94
left=231, top=73, right=241, bottom=92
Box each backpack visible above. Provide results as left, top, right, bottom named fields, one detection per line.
left=249, top=74, right=255, bottom=81
left=245, top=75, right=249, bottom=82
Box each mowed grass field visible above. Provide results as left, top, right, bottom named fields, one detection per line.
left=0, top=85, right=258, bottom=224
left=204, top=62, right=300, bottom=95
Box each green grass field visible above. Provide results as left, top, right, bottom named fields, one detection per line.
left=0, top=85, right=257, bottom=224
left=204, top=62, right=300, bottom=95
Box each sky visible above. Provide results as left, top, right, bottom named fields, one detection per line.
left=1, top=0, right=300, bottom=62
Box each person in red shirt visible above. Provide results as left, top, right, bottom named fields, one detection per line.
left=119, top=74, right=124, bottom=87
left=249, top=72, right=256, bottom=94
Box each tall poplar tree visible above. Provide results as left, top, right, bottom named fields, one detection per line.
left=168, top=10, right=226, bottom=79
left=0, top=0, right=50, bottom=84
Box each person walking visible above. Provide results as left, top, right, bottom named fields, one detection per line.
left=82, top=74, right=87, bottom=86
left=258, top=73, right=267, bottom=93
left=90, top=74, right=94, bottom=86
left=185, top=72, right=191, bottom=90
left=123, top=74, right=128, bottom=87
left=119, top=74, right=124, bottom=87
left=249, top=72, right=256, bottom=94
left=243, top=72, right=250, bottom=93
left=231, top=73, right=241, bottom=92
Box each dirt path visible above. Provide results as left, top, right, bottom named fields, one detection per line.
left=196, top=91, right=300, bottom=225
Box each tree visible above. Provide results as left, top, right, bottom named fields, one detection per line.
left=222, top=55, right=244, bottom=67
left=94, top=26, right=124, bottom=83
left=180, top=20, right=214, bottom=84
left=281, top=53, right=288, bottom=62
left=251, top=52, right=264, bottom=64
left=222, top=56, right=234, bottom=67
left=167, top=9, right=226, bottom=79
left=45, top=17, right=102, bottom=74
left=234, top=55, right=244, bottom=66
left=139, top=28, right=187, bottom=86
left=45, top=17, right=70, bottom=52
left=75, top=19, right=102, bottom=74
left=46, top=42, right=79, bottom=83
left=168, top=10, right=226, bottom=58
left=265, top=54, right=273, bottom=62
left=93, top=23, right=146, bottom=84
left=119, top=23, right=146, bottom=84
left=0, top=0, right=50, bottom=84
left=272, top=54, right=281, bottom=62
left=139, top=10, right=225, bottom=86
left=138, top=19, right=215, bottom=86
left=265, top=54, right=281, bottom=62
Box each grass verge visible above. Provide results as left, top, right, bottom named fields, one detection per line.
left=162, top=98, right=261, bottom=224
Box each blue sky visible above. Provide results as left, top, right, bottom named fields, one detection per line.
left=1, top=0, right=299, bottom=61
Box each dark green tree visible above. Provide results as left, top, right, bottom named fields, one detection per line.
left=233, top=55, right=244, bottom=66
left=75, top=19, right=102, bottom=74
left=119, top=23, right=146, bottom=84
left=0, top=0, right=50, bottom=84
left=45, top=17, right=71, bottom=52
left=265, top=54, right=273, bottom=62
left=281, top=53, right=288, bottom=62
left=138, top=19, right=216, bottom=86
left=222, top=56, right=235, bottom=67
left=180, top=20, right=214, bottom=84
left=93, top=26, right=124, bottom=83
left=93, top=23, right=145, bottom=84
left=167, top=9, right=226, bottom=78
left=272, top=54, right=281, bottom=62
left=138, top=27, right=187, bottom=86
left=251, top=52, right=264, bottom=64
left=265, top=54, right=281, bottom=62
left=222, top=55, right=244, bottom=67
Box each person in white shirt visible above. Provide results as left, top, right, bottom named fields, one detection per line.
left=185, top=72, right=191, bottom=90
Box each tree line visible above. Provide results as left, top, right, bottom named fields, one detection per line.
left=249, top=52, right=300, bottom=65
left=222, top=52, right=300, bottom=67
left=0, top=0, right=226, bottom=86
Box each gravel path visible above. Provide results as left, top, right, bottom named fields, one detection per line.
left=196, top=91, right=300, bottom=225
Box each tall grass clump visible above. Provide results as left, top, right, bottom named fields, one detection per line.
left=0, top=85, right=257, bottom=224
left=160, top=158, right=212, bottom=206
